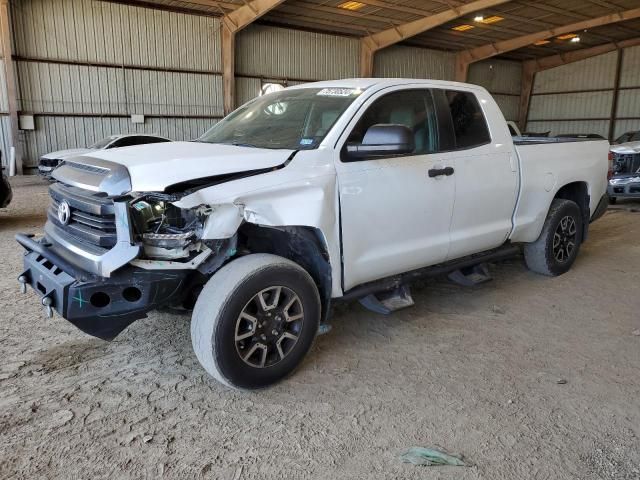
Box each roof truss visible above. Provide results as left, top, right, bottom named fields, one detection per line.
left=359, top=0, right=512, bottom=77
left=455, top=6, right=640, bottom=81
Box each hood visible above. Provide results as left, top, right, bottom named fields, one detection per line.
left=41, top=148, right=95, bottom=160
left=55, top=141, right=295, bottom=194
left=610, top=172, right=640, bottom=183
left=610, top=141, right=640, bottom=154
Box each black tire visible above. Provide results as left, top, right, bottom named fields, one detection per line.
left=609, top=196, right=617, bottom=205
left=523, top=199, right=583, bottom=276
left=191, top=254, right=320, bottom=390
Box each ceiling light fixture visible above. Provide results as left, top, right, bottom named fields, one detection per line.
left=481, top=15, right=504, bottom=24
left=570, top=36, right=581, bottom=43
left=338, top=1, right=365, bottom=10
left=557, top=33, right=578, bottom=40
left=534, top=39, right=551, bottom=46
left=452, top=24, right=475, bottom=32
left=474, top=15, right=484, bottom=22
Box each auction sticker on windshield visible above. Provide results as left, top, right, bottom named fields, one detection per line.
left=317, top=88, right=361, bottom=97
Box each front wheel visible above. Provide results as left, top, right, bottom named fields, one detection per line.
left=191, top=254, right=320, bottom=389
left=523, top=199, right=583, bottom=276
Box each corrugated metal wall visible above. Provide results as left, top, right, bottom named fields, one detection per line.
left=533, top=52, right=618, bottom=93
left=374, top=45, right=455, bottom=80
left=13, top=0, right=221, bottom=70
left=235, top=24, right=359, bottom=106
left=468, top=59, right=521, bottom=121
left=616, top=44, right=640, bottom=138
left=236, top=25, right=358, bottom=80
left=526, top=47, right=640, bottom=139
left=11, top=0, right=223, bottom=170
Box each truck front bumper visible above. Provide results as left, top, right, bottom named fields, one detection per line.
left=608, top=183, right=640, bottom=199
left=16, top=233, right=189, bottom=340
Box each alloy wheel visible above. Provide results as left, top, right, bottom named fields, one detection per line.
left=553, top=215, right=577, bottom=263
left=234, top=286, right=304, bottom=368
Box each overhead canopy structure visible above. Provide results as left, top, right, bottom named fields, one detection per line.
left=358, top=0, right=512, bottom=77
left=455, top=6, right=640, bottom=81
left=117, top=0, right=640, bottom=63
left=92, top=0, right=640, bottom=117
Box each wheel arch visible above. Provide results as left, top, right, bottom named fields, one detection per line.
left=238, top=223, right=332, bottom=323
left=553, top=181, right=590, bottom=239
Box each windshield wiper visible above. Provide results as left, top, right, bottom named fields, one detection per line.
left=227, top=141, right=259, bottom=148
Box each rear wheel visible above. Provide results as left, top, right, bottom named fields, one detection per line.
left=191, top=254, right=320, bottom=389
left=609, top=196, right=617, bottom=205
left=524, top=199, right=583, bottom=276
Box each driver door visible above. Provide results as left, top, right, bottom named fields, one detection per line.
left=334, top=88, right=456, bottom=291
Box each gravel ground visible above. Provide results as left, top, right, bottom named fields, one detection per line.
left=1, top=176, right=639, bottom=480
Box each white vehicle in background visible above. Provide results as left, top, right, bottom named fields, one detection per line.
left=37, top=134, right=171, bottom=177
left=18, top=79, right=609, bottom=389
left=608, top=139, right=640, bottom=203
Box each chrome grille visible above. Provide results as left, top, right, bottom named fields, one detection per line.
left=612, top=152, right=640, bottom=174
left=47, top=183, right=117, bottom=248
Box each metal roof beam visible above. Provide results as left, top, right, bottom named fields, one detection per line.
left=221, top=0, right=286, bottom=114
left=222, top=0, right=285, bottom=32
left=359, top=0, right=512, bottom=77
left=524, top=36, right=640, bottom=72
left=455, top=6, right=640, bottom=81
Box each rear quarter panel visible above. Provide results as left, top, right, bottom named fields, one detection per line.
left=510, top=139, right=609, bottom=243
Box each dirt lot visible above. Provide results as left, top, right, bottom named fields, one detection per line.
left=1, top=176, right=639, bottom=480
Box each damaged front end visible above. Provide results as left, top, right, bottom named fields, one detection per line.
left=16, top=178, right=237, bottom=341
left=17, top=151, right=336, bottom=341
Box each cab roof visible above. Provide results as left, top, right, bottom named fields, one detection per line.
left=286, top=78, right=486, bottom=93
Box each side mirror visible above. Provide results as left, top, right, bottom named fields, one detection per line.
left=345, top=124, right=415, bottom=160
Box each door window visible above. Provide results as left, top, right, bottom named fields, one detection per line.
left=444, top=90, right=491, bottom=149
left=346, top=90, right=439, bottom=157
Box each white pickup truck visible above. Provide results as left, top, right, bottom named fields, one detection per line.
left=17, top=79, right=609, bottom=389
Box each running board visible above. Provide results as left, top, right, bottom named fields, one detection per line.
left=447, top=263, right=492, bottom=286
left=359, top=285, right=414, bottom=315
left=340, top=243, right=521, bottom=303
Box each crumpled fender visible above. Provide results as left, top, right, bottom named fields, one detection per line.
left=171, top=156, right=342, bottom=296
left=193, top=183, right=333, bottom=240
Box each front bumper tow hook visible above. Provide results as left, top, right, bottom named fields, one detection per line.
left=18, top=275, right=27, bottom=294
left=42, top=296, right=53, bottom=318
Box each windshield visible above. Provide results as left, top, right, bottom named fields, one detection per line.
left=198, top=87, right=363, bottom=150
left=90, top=136, right=116, bottom=149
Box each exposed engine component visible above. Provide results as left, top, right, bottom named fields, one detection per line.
left=130, top=199, right=203, bottom=260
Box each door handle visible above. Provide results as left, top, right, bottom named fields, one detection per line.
left=428, top=166, right=454, bottom=178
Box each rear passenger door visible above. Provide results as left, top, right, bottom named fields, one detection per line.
left=433, top=88, right=519, bottom=260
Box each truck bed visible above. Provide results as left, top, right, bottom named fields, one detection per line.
left=509, top=139, right=609, bottom=243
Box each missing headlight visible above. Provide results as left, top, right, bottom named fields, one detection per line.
left=130, top=197, right=203, bottom=260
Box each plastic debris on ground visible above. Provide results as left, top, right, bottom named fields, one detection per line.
left=401, top=447, right=467, bottom=467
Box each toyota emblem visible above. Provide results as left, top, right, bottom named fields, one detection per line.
left=57, top=200, right=71, bottom=225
